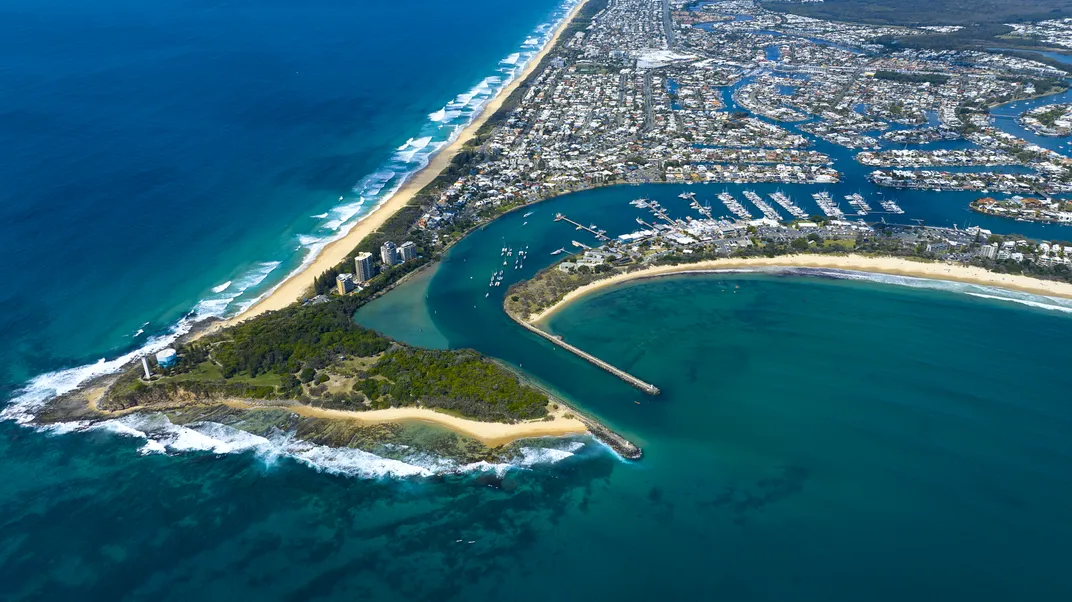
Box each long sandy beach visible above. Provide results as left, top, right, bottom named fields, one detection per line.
left=228, top=401, right=588, bottom=447
left=527, top=254, right=1072, bottom=323
left=220, top=1, right=586, bottom=329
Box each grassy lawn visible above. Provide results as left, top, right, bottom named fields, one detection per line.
left=823, top=239, right=856, bottom=251
left=165, top=362, right=282, bottom=387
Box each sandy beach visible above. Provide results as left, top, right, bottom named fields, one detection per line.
left=228, top=401, right=588, bottom=447
left=527, top=254, right=1072, bottom=323
left=218, top=0, right=586, bottom=330
left=81, top=385, right=587, bottom=447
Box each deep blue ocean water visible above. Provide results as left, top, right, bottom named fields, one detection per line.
left=5, top=2, right=1072, bottom=599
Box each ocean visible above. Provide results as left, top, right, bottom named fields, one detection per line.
left=0, top=0, right=573, bottom=398
left=5, top=1, right=1072, bottom=599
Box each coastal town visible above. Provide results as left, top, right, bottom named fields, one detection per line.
left=392, top=0, right=1072, bottom=246
left=310, top=0, right=1072, bottom=295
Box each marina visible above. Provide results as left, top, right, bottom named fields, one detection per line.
left=769, top=191, right=809, bottom=219
left=845, top=193, right=872, bottom=216
left=812, top=191, right=845, bottom=219
left=718, top=191, right=753, bottom=220
left=880, top=198, right=905, bottom=214
left=744, top=190, right=782, bottom=221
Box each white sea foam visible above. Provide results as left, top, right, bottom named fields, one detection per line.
left=35, top=411, right=590, bottom=479
left=2, top=341, right=183, bottom=425
left=966, top=292, right=1072, bottom=313
left=428, top=108, right=447, bottom=122
left=310, top=212, right=329, bottom=219
left=197, top=261, right=280, bottom=319
left=394, top=136, right=434, bottom=162
left=501, top=52, right=521, bottom=65
left=353, top=169, right=396, bottom=198
left=211, top=281, right=232, bottom=294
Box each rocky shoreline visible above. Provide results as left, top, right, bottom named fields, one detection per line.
left=31, top=369, right=634, bottom=466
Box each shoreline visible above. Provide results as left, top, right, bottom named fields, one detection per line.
left=225, top=401, right=588, bottom=447
left=216, top=0, right=586, bottom=331
left=526, top=255, right=1072, bottom=323
left=46, top=377, right=589, bottom=448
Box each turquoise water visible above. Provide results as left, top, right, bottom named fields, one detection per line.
left=5, top=3, right=1072, bottom=597
left=6, top=273, right=1072, bottom=599
left=354, top=180, right=1072, bottom=600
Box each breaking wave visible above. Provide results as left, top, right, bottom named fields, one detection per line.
left=39, top=413, right=592, bottom=480
left=1, top=260, right=283, bottom=426
left=144, top=0, right=582, bottom=333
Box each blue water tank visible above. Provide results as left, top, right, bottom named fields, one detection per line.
left=156, top=348, right=178, bottom=368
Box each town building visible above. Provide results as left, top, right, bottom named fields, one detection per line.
left=398, top=241, right=417, bottom=262
left=354, top=252, right=374, bottom=282
left=381, top=241, right=399, bottom=266
left=336, top=273, right=355, bottom=294
left=976, top=244, right=998, bottom=260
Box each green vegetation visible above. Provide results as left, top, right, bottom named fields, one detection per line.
left=352, top=348, right=550, bottom=422
left=206, top=298, right=390, bottom=378
left=505, top=264, right=633, bottom=319
left=102, top=281, right=551, bottom=422
left=1029, top=104, right=1070, bottom=127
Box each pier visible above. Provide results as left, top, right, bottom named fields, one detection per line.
left=554, top=213, right=610, bottom=242
left=514, top=318, right=660, bottom=396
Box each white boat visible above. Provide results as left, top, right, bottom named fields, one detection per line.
left=812, top=191, right=844, bottom=218
left=744, top=190, right=781, bottom=221
left=769, top=191, right=807, bottom=219
left=718, top=191, right=752, bottom=220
